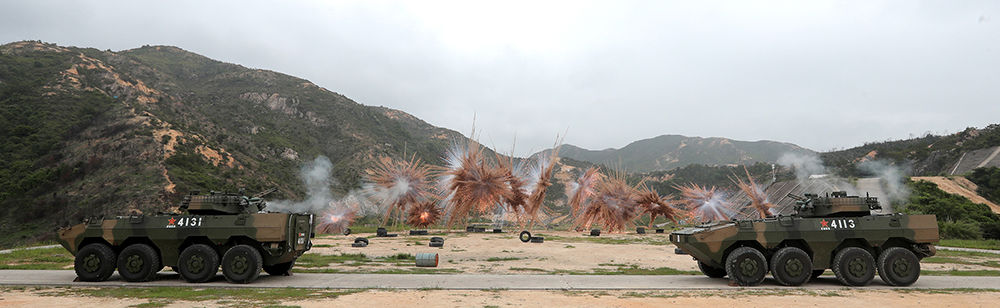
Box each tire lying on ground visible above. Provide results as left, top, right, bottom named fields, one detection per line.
left=698, top=261, right=727, bottom=278
left=770, top=246, right=813, bottom=286
left=832, top=247, right=876, bottom=286
left=177, top=244, right=219, bottom=283
left=519, top=231, right=532, bottom=243
left=725, top=246, right=767, bottom=286
left=74, top=243, right=117, bottom=282
left=529, top=236, right=545, bottom=243
left=221, top=244, right=262, bottom=284
left=877, top=247, right=920, bottom=286
left=354, top=237, right=370, bottom=245
left=117, top=243, right=161, bottom=282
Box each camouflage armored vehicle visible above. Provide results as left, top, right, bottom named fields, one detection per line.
left=57, top=190, right=315, bottom=284
left=670, top=191, right=938, bottom=287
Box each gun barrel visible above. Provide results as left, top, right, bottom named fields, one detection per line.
left=786, top=193, right=806, bottom=201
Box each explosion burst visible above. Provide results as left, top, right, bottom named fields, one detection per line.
left=316, top=203, right=357, bottom=234
left=406, top=200, right=442, bottom=228
left=440, top=142, right=512, bottom=227
left=566, top=167, right=601, bottom=216
left=675, top=183, right=734, bottom=222
left=523, top=148, right=559, bottom=228
left=733, top=166, right=774, bottom=219
left=574, top=172, right=640, bottom=232
left=366, top=155, right=435, bottom=225
left=635, top=185, right=682, bottom=227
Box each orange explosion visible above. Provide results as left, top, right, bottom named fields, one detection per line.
left=405, top=200, right=442, bottom=228
left=316, top=206, right=356, bottom=234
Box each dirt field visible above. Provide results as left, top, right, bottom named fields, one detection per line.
left=2, top=288, right=999, bottom=308
left=306, top=230, right=994, bottom=273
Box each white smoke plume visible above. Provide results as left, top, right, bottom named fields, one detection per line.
left=268, top=156, right=337, bottom=214
left=777, top=152, right=827, bottom=182
left=859, top=160, right=911, bottom=206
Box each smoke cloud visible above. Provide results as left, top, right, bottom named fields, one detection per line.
left=268, top=156, right=336, bottom=214
left=777, top=152, right=827, bottom=182
left=859, top=160, right=911, bottom=206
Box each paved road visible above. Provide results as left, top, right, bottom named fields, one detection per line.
left=2, top=270, right=999, bottom=290
left=938, top=246, right=1000, bottom=254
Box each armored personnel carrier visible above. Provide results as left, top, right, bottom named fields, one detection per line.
left=671, top=191, right=938, bottom=286
left=57, top=190, right=315, bottom=284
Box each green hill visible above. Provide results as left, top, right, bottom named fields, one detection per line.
left=0, top=41, right=469, bottom=247
left=543, top=135, right=813, bottom=173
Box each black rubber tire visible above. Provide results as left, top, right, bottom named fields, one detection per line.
left=343, top=228, right=351, bottom=236
left=354, top=237, right=369, bottom=245
left=263, top=261, right=295, bottom=276
left=698, top=261, right=727, bottom=278
left=877, top=247, right=920, bottom=286
left=590, top=229, right=601, bottom=236
left=74, top=243, right=117, bottom=282
left=811, top=269, right=825, bottom=280
left=221, top=245, right=263, bottom=284
left=351, top=242, right=368, bottom=247
left=519, top=231, right=532, bottom=243
left=177, top=244, right=219, bottom=283
left=770, top=247, right=813, bottom=286
left=429, top=241, right=444, bottom=247
left=832, top=247, right=876, bottom=286
left=529, top=236, right=545, bottom=243
left=725, top=246, right=768, bottom=286
left=429, top=237, right=444, bottom=243
left=117, top=244, right=161, bottom=282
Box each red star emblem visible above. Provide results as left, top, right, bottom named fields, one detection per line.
left=168, top=217, right=177, bottom=225
left=820, top=219, right=829, bottom=228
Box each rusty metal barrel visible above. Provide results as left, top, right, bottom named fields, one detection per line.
left=415, top=253, right=439, bottom=267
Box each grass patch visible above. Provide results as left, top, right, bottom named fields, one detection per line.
left=295, top=253, right=368, bottom=268
left=0, top=246, right=73, bottom=270
left=939, top=239, right=1000, bottom=250
left=30, top=286, right=364, bottom=307
left=922, top=269, right=1000, bottom=276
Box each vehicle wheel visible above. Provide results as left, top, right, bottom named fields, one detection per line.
left=811, top=269, right=825, bottom=280
left=770, top=247, right=813, bottom=286
left=698, top=261, right=727, bottom=278
left=832, top=247, right=876, bottom=286
left=877, top=247, right=920, bottom=286
left=263, top=261, right=294, bottom=276
left=178, top=244, right=219, bottom=283
left=222, top=245, right=262, bottom=284
left=725, top=247, right=768, bottom=286
left=117, top=244, right=161, bottom=282
left=74, top=243, right=117, bottom=282
left=519, top=231, right=532, bottom=243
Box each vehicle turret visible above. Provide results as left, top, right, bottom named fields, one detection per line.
left=787, top=191, right=881, bottom=218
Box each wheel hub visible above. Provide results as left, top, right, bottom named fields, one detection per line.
left=125, top=254, right=143, bottom=273
left=187, top=255, right=205, bottom=274
left=232, top=255, right=248, bottom=274
left=739, top=257, right=759, bottom=276
left=892, top=257, right=911, bottom=276
left=82, top=253, right=100, bottom=272
left=784, top=258, right=803, bottom=277
left=847, top=257, right=867, bottom=277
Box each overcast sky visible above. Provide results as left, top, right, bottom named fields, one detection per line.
left=2, top=0, right=998, bottom=156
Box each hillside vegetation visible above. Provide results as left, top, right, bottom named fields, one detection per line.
left=0, top=41, right=468, bottom=247
left=547, top=135, right=812, bottom=173
left=822, top=125, right=1000, bottom=177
